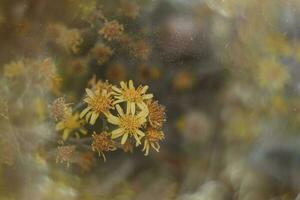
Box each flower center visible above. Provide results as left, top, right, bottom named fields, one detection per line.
left=90, top=95, right=111, bottom=113
left=123, top=88, right=142, bottom=102
left=120, top=115, right=140, bottom=133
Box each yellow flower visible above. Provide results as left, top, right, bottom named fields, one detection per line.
left=80, top=88, right=113, bottom=125
left=91, top=131, right=116, bottom=161
left=142, top=128, right=165, bottom=156
left=56, top=111, right=86, bottom=140
left=107, top=104, right=148, bottom=146
left=112, top=80, right=153, bottom=114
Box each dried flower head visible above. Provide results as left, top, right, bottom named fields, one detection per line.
left=112, top=80, right=153, bottom=113
left=91, top=44, right=114, bottom=65
left=91, top=132, right=116, bottom=161
left=50, top=97, right=71, bottom=121
left=118, top=0, right=140, bottom=19
left=147, top=100, right=166, bottom=129
left=107, top=104, right=148, bottom=146
left=56, top=145, right=76, bottom=167
left=131, top=41, right=151, bottom=60
left=142, top=128, right=165, bottom=156
left=99, top=20, right=124, bottom=41
left=80, top=88, right=113, bottom=125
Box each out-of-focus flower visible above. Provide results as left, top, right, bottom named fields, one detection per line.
left=3, top=60, right=26, bottom=79
left=107, top=104, right=148, bottom=145
left=172, top=71, right=194, bottom=91
left=67, top=57, right=88, bottom=75
left=99, top=20, right=124, bottom=41
left=86, top=6, right=107, bottom=26
left=50, top=97, right=71, bottom=121
left=142, top=128, right=164, bottom=156
left=147, top=100, right=166, bottom=129
left=105, top=63, right=127, bottom=82
left=56, top=145, right=76, bottom=167
left=80, top=88, right=113, bottom=125
left=77, top=152, right=95, bottom=173
left=112, top=80, right=153, bottom=113
left=118, top=0, right=140, bottom=19
left=179, top=111, right=213, bottom=143
left=48, top=24, right=83, bottom=54
left=131, top=41, right=151, bottom=60
left=31, top=58, right=62, bottom=93
left=56, top=111, right=86, bottom=140
left=91, top=43, right=114, bottom=65
left=255, top=58, right=290, bottom=91
left=117, top=34, right=133, bottom=48
left=137, top=64, right=161, bottom=82
left=91, top=132, right=116, bottom=161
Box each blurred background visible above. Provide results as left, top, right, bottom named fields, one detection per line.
left=1, top=0, right=300, bottom=199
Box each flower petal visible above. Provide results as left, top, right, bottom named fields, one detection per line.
left=129, top=80, right=134, bottom=89
left=141, top=85, right=149, bottom=94
left=130, top=102, right=135, bottom=115
left=112, top=86, right=122, bottom=93
left=116, top=104, right=124, bottom=116
left=80, top=107, right=91, bottom=118
left=90, top=112, right=99, bottom=125
left=121, top=133, right=129, bottom=144
left=143, top=94, right=153, bottom=99
left=107, top=113, right=120, bottom=125
left=111, top=128, right=124, bottom=139
left=85, top=88, right=95, bottom=98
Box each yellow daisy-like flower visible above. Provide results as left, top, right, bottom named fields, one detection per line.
left=107, top=104, right=148, bottom=146
left=142, top=128, right=165, bottom=156
left=112, top=80, right=153, bottom=114
left=56, top=111, right=86, bottom=140
left=80, top=88, right=113, bottom=125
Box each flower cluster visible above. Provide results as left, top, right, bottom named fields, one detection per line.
left=80, top=79, right=166, bottom=157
